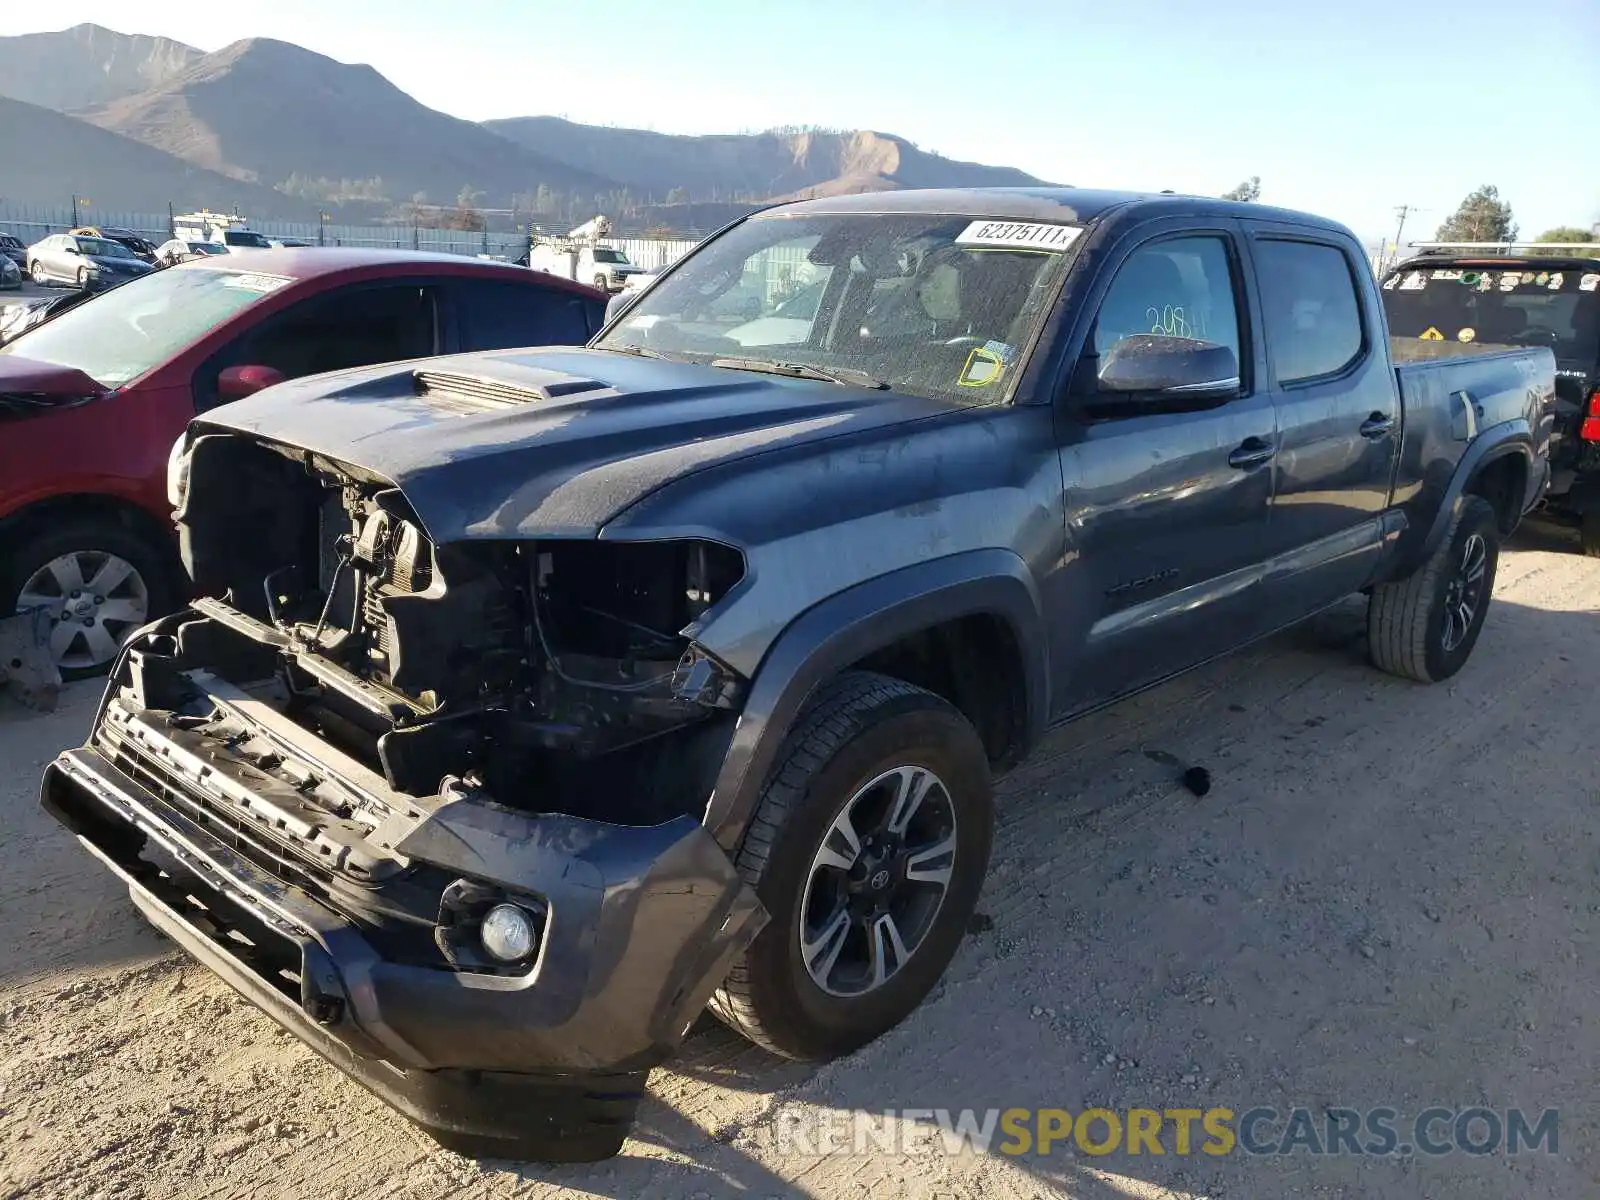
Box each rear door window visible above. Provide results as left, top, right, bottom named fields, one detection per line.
left=454, top=279, right=596, bottom=349
left=1255, top=240, right=1365, bottom=384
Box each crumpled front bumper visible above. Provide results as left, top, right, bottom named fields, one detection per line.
left=42, top=668, right=766, bottom=1160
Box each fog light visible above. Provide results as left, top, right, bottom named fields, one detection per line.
left=480, top=903, right=537, bottom=962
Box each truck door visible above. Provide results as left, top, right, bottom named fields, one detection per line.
left=1053, top=224, right=1277, bottom=715
left=1241, top=225, right=1399, bottom=618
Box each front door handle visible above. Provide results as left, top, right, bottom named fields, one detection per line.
left=1360, top=412, right=1396, bottom=439
left=1228, top=437, right=1276, bottom=469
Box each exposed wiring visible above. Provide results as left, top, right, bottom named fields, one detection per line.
left=529, top=587, right=677, bottom=694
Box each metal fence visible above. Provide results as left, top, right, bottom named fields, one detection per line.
left=0, top=202, right=700, bottom=270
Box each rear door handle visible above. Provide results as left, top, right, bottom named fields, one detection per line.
left=1360, top=413, right=1396, bottom=439
left=1227, top=437, right=1276, bottom=469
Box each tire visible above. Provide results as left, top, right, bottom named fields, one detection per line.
left=709, top=671, right=994, bottom=1060
left=1579, top=511, right=1600, bottom=559
left=1, top=517, right=180, bottom=681
left=1368, top=495, right=1499, bottom=683
left=75, top=266, right=89, bottom=289
left=29, top=259, right=47, bottom=285
left=593, top=274, right=610, bottom=292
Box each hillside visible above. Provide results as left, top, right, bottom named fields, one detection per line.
left=483, top=118, right=1050, bottom=201
left=0, top=23, right=200, bottom=112
left=78, top=38, right=618, bottom=207
left=0, top=95, right=311, bottom=216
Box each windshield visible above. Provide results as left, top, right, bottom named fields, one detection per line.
left=223, top=230, right=272, bottom=248
left=597, top=212, right=1079, bottom=403
left=1382, top=263, right=1600, bottom=370
left=591, top=248, right=627, bottom=264
left=0, top=267, right=291, bottom=387
left=190, top=243, right=227, bottom=255
left=79, top=237, right=136, bottom=259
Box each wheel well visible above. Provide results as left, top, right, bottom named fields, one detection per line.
left=1465, top=453, right=1527, bottom=535
left=0, top=495, right=180, bottom=580
left=847, top=613, right=1028, bottom=770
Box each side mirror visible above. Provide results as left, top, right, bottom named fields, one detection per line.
left=62, top=245, right=80, bottom=256
left=605, top=290, right=639, bottom=325
left=217, top=364, right=286, bottom=401
left=1096, top=334, right=1239, bottom=402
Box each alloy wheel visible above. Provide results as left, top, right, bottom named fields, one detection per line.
left=799, top=764, right=959, bottom=998
left=1441, top=532, right=1487, bottom=652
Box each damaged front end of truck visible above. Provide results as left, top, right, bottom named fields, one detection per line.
left=42, top=424, right=768, bottom=1161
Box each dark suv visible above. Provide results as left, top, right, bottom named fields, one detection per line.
left=1382, top=251, right=1600, bottom=551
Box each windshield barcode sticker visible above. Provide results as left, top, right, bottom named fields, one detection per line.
left=955, top=220, right=1082, bottom=251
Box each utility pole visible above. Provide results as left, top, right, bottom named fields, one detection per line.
left=71, top=194, right=80, bottom=227
left=168, top=201, right=175, bottom=238
left=318, top=211, right=329, bottom=246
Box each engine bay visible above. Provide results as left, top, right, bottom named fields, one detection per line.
left=167, top=433, right=748, bottom=822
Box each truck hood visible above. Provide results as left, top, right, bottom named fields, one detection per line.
left=194, top=347, right=959, bottom=542
left=0, top=353, right=109, bottom=419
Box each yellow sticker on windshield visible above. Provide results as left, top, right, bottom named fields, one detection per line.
left=958, top=347, right=1006, bottom=387
left=1420, top=327, right=1444, bottom=341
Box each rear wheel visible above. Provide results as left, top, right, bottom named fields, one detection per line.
left=1, top=518, right=179, bottom=680
left=1368, top=495, right=1499, bottom=683
left=709, top=672, right=994, bottom=1061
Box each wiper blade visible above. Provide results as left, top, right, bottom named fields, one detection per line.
left=602, top=342, right=673, bottom=361
left=709, top=357, right=890, bottom=390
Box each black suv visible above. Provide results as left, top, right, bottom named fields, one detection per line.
left=1382, top=251, right=1600, bottom=552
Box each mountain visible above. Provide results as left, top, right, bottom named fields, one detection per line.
left=483, top=118, right=1050, bottom=202
left=0, top=23, right=200, bottom=112
left=0, top=95, right=311, bottom=217
left=77, top=38, right=618, bottom=207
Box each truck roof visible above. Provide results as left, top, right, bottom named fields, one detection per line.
left=770, top=186, right=1350, bottom=235
left=168, top=246, right=601, bottom=296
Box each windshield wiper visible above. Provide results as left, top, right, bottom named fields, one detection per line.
left=708, top=357, right=890, bottom=390
left=603, top=343, right=674, bottom=361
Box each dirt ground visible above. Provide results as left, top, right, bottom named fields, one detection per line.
left=3, top=527, right=1597, bottom=1200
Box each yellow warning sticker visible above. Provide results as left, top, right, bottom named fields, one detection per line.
left=1458, top=328, right=1476, bottom=343
left=1420, top=327, right=1445, bottom=341
left=958, top=347, right=1006, bottom=387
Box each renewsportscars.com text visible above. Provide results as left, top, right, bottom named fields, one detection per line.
left=770, top=1105, right=1559, bottom=1158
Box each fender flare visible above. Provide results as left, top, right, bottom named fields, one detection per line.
left=701, top=547, right=1049, bottom=853
left=1416, top=422, right=1537, bottom=561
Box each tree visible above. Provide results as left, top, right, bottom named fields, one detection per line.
left=1523, top=225, right=1598, bottom=257
left=1435, top=185, right=1517, bottom=242
left=1534, top=226, right=1594, bottom=244
left=1222, top=176, right=1260, bottom=203
left=665, top=186, right=689, bottom=205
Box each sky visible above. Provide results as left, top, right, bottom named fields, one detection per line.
left=3, top=0, right=1597, bottom=245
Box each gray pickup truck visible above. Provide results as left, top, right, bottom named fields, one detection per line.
left=43, top=188, right=1554, bottom=1161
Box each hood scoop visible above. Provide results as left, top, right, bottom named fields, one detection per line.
left=413, top=368, right=608, bottom=414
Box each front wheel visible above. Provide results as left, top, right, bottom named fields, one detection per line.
left=593, top=274, right=610, bottom=292
left=30, top=259, right=47, bottom=285
left=709, top=672, right=994, bottom=1061
left=1368, top=495, right=1500, bottom=683
left=75, top=266, right=89, bottom=289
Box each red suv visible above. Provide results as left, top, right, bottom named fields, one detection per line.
left=0, top=249, right=605, bottom=678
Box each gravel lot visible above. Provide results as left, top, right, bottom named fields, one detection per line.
left=3, top=527, right=1597, bottom=1200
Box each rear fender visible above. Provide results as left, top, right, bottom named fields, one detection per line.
left=1415, top=423, right=1537, bottom=562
